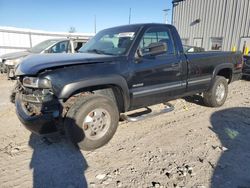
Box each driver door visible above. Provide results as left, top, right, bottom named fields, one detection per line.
left=128, top=26, right=186, bottom=109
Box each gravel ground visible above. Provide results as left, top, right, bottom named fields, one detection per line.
left=0, top=74, right=249, bottom=188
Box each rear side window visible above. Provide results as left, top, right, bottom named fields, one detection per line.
left=73, top=41, right=84, bottom=52
left=139, top=27, right=175, bottom=55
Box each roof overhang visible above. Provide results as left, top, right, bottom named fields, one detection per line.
left=172, top=0, right=185, bottom=3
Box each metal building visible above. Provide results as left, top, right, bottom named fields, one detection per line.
left=172, top=0, right=250, bottom=52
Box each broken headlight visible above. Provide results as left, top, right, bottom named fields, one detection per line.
left=5, top=58, right=22, bottom=66
left=23, top=77, right=52, bottom=89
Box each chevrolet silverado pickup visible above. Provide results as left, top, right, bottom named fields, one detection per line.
left=13, top=23, right=242, bottom=150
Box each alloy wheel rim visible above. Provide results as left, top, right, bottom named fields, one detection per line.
left=215, top=83, right=225, bottom=102
left=82, top=108, right=111, bottom=140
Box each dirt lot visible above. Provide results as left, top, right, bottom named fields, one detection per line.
left=0, top=75, right=249, bottom=188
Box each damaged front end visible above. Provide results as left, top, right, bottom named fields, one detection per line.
left=14, top=77, right=61, bottom=135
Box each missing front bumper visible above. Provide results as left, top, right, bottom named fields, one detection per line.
left=15, top=94, right=59, bottom=135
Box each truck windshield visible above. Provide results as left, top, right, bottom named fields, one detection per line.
left=29, top=40, right=59, bottom=53
left=79, top=26, right=139, bottom=55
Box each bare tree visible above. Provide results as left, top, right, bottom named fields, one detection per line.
left=69, top=27, right=76, bottom=33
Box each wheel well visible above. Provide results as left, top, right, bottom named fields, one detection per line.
left=93, top=86, right=125, bottom=113
left=64, top=85, right=125, bottom=113
left=217, top=68, right=232, bottom=83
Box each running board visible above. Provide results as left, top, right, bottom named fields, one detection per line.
left=120, top=103, right=175, bottom=122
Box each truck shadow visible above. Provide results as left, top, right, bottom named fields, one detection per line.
left=183, top=95, right=205, bottom=106
left=29, top=129, right=88, bottom=188
left=210, top=107, right=250, bottom=188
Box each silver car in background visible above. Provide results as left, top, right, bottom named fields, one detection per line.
left=0, top=38, right=87, bottom=79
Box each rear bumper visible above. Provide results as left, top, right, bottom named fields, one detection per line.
left=15, top=94, right=58, bottom=135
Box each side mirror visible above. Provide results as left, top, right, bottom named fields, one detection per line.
left=143, top=42, right=167, bottom=56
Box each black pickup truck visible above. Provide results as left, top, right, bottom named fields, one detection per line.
left=14, top=23, right=242, bottom=150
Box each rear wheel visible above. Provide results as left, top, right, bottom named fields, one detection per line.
left=203, top=76, right=228, bottom=107
left=65, top=95, right=119, bottom=151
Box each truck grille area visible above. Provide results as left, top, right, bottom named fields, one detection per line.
left=19, top=87, right=60, bottom=117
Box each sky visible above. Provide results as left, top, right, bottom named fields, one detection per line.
left=0, top=0, right=173, bottom=33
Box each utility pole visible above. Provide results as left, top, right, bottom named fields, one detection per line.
left=129, top=8, right=131, bottom=24
left=94, top=15, right=96, bottom=34
left=163, top=9, right=170, bottom=24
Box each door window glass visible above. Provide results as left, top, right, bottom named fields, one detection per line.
left=73, top=41, right=84, bottom=52
left=139, top=27, right=175, bottom=55
left=50, top=41, right=69, bottom=53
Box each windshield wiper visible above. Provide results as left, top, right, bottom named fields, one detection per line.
left=87, top=49, right=114, bottom=55
left=87, top=49, right=106, bottom=54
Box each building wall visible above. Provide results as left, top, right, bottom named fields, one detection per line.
left=172, top=0, right=250, bottom=52
left=0, top=26, right=94, bottom=55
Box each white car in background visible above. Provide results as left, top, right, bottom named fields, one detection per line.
left=0, top=38, right=87, bottom=79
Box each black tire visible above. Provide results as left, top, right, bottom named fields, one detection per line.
left=64, top=95, right=119, bottom=151
left=203, top=76, right=228, bottom=107
left=242, top=75, right=250, bottom=81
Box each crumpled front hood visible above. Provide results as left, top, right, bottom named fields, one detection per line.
left=15, top=53, right=117, bottom=76
left=0, top=51, right=30, bottom=60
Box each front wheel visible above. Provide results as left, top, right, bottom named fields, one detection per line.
left=203, top=76, right=228, bottom=107
left=65, top=95, right=119, bottom=151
